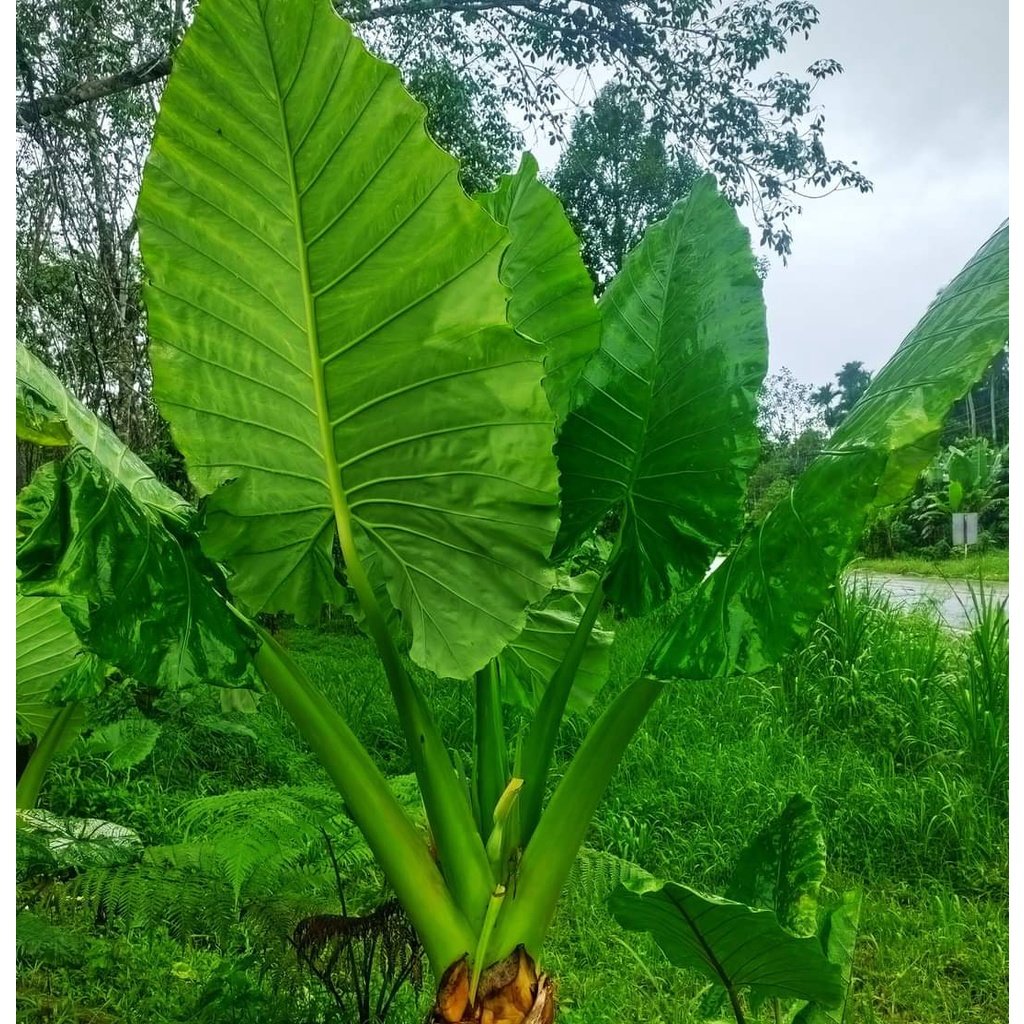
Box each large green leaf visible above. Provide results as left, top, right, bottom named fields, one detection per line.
left=648, top=220, right=1010, bottom=678
left=16, top=343, right=192, bottom=527
left=15, top=594, right=92, bottom=743
left=17, top=450, right=257, bottom=690
left=81, top=719, right=163, bottom=770
left=497, top=572, right=613, bottom=713
left=726, top=794, right=826, bottom=938
left=476, top=152, right=601, bottom=426
left=793, top=890, right=863, bottom=1024
left=138, top=0, right=559, bottom=680
left=553, top=175, right=768, bottom=614
left=17, top=809, right=144, bottom=870
left=610, top=881, right=843, bottom=1008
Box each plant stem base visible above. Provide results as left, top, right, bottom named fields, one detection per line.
left=433, top=946, right=555, bottom=1024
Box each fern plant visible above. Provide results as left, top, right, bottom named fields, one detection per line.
left=65, top=778, right=427, bottom=1020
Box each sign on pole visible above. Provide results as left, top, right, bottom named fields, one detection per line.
left=951, top=512, right=979, bottom=546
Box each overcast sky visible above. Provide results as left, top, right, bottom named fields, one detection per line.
left=520, top=0, right=1009, bottom=390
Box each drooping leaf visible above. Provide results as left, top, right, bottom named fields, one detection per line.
left=554, top=175, right=768, bottom=614
left=81, top=718, right=163, bottom=770
left=17, top=449, right=257, bottom=690
left=476, top=152, right=601, bottom=426
left=498, top=572, right=614, bottom=712
left=649, top=221, right=1010, bottom=678
left=197, top=716, right=259, bottom=740
left=610, top=881, right=844, bottom=1008
left=794, top=890, right=863, bottom=1024
left=220, top=688, right=261, bottom=714
left=16, top=342, right=192, bottom=527
left=17, top=809, right=144, bottom=869
left=726, top=794, right=826, bottom=938
left=16, top=594, right=95, bottom=745
left=138, top=0, right=559, bottom=680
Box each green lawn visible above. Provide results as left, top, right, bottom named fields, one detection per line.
left=849, top=550, right=1009, bottom=580
left=18, top=585, right=1008, bottom=1024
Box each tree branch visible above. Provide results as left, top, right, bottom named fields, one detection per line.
left=17, top=53, right=172, bottom=127
left=15, top=0, right=552, bottom=127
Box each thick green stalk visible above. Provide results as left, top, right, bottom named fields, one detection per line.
left=487, top=674, right=665, bottom=961
left=331, top=504, right=492, bottom=932
left=518, top=575, right=607, bottom=842
left=474, top=661, right=509, bottom=843
left=254, top=631, right=475, bottom=976
left=16, top=702, right=81, bottom=811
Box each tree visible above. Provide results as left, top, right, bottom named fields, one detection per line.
left=747, top=368, right=825, bottom=523
left=550, top=83, right=703, bottom=288
left=757, top=367, right=823, bottom=446
left=16, top=0, right=181, bottom=459
left=17, top=0, right=872, bottom=260
left=405, top=56, right=520, bottom=195
left=834, top=360, right=872, bottom=414
left=811, top=360, right=872, bottom=431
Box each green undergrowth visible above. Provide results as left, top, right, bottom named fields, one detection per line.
left=849, top=550, right=1009, bottom=580
left=21, top=584, right=1008, bottom=1023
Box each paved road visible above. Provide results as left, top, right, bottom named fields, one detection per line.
left=847, top=571, right=1009, bottom=630
left=703, top=557, right=1008, bottom=631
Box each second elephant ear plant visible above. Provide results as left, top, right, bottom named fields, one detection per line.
left=15, top=0, right=1009, bottom=1020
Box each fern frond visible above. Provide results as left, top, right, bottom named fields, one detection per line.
left=70, top=864, right=236, bottom=944
left=564, top=847, right=658, bottom=907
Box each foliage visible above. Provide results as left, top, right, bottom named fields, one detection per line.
left=610, top=796, right=855, bottom=1024
left=16, top=583, right=1010, bottom=1022
left=811, top=360, right=873, bottom=431
left=17, top=0, right=872, bottom=260
left=550, top=83, right=703, bottom=287
left=649, top=222, right=1009, bottom=679
left=947, top=586, right=1009, bottom=808
left=16, top=593, right=94, bottom=744
left=14, top=2, right=1008, bottom=1019
left=553, top=174, right=769, bottom=614
left=860, top=436, right=1009, bottom=557
left=404, top=56, right=519, bottom=195
left=476, top=153, right=603, bottom=428
left=18, top=809, right=144, bottom=871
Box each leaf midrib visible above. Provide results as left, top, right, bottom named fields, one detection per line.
left=266, top=21, right=352, bottom=565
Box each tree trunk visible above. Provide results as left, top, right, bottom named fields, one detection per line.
left=990, top=373, right=998, bottom=444
left=433, top=946, right=555, bottom=1024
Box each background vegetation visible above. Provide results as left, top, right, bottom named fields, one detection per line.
left=18, top=579, right=1008, bottom=1022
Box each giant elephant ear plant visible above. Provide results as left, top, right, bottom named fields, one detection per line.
left=14, top=0, right=1009, bottom=1019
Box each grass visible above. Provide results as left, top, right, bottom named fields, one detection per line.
left=19, top=583, right=1009, bottom=1024
left=849, top=550, right=1009, bottom=580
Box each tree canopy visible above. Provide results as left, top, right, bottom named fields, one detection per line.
left=18, top=0, right=872, bottom=258
left=551, top=83, right=704, bottom=288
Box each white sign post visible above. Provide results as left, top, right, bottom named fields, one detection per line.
left=951, top=512, right=979, bottom=558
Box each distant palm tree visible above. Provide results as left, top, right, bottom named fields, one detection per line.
left=811, top=362, right=873, bottom=431
left=810, top=383, right=840, bottom=430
